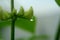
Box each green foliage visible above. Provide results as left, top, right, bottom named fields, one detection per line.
left=18, top=6, right=24, bottom=16
left=55, top=0, right=60, bottom=6
left=15, top=16, right=36, bottom=32
left=23, top=6, right=33, bottom=19
left=0, top=6, right=36, bottom=32
left=30, top=35, right=49, bottom=40
left=0, top=16, right=36, bottom=32
left=0, top=20, right=11, bottom=28
left=0, top=6, right=34, bottom=20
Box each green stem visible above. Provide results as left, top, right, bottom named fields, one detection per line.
left=11, top=0, right=14, bottom=11
left=55, top=19, right=60, bottom=40
left=11, top=0, right=15, bottom=40
left=11, top=16, right=17, bottom=40
left=11, top=17, right=15, bottom=40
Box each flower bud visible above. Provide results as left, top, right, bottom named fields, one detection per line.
left=18, top=6, right=24, bottom=16
left=0, top=6, right=3, bottom=20
left=11, top=8, right=17, bottom=17
left=23, top=6, right=33, bottom=19
left=0, top=6, right=10, bottom=20
left=2, top=10, right=10, bottom=20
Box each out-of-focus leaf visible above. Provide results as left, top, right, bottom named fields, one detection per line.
left=0, top=20, right=11, bottom=28
left=0, top=16, right=36, bottom=33
left=55, top=0, right=60, bottom=6
left=0, top=5, right=36, bottom=33
left=15, top=16, right=36, bottom=33
left=30, top=35, right=49, bottom=40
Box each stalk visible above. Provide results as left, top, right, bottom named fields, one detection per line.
left=55, top=19, right=60, bottom=40
left=11, top=0, right=15, bottom=40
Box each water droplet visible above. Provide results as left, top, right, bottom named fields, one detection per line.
left=30, top=19, right=34, bottom=21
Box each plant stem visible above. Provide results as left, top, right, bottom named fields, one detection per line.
left=11, top=17, right=15, bottom=40
left=11, top=16, right=17, bottom=40
left=55, top=19, right=60, bottom=40
left=11, top=0, right=15, bottom=40
left=11, top=0, right=14, bottom=11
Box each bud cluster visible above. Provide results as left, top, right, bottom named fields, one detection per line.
left=0, top=6, right=33, bottom=20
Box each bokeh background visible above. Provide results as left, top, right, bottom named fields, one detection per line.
left=0, top=0, right=60, bottom=40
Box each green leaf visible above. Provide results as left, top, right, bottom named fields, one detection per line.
left=55, top=0, right=60, bottom=6
left=0, top=20, right=11, bottom=28
left=30, top=35, right=49, bottom=40
left=0, top=16, right=36, bottom=33
left=15, top=16, right=36, bottom=33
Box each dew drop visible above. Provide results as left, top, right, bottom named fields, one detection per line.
left=30, top=19, right=34, bottom=21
